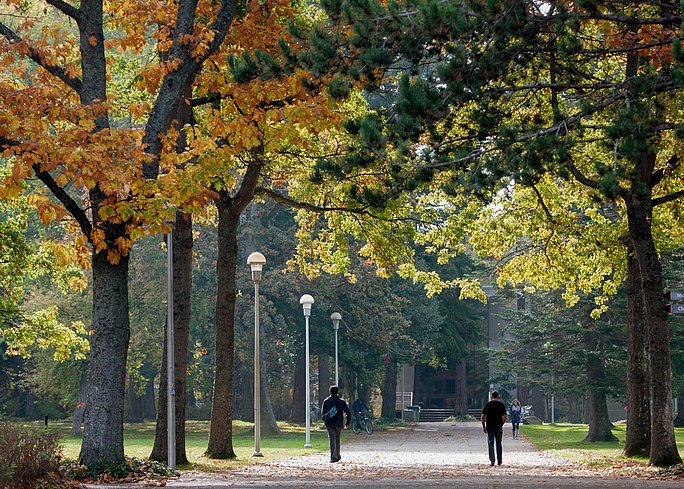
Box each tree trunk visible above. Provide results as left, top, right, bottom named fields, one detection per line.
left=531, top=385, right=545, bottom=422
left=583, top=330, right=618, bottom=442
left=291, top=351, right=306, bottom=422
left=79, top=252, right=130, bottom=466
left=454, top=358, right=467, bottom=415
left=206, top=205, right=239, bottom=458
left=234, top=355, right=252, bottom=421
left=318, top=353, right=330, bottom=406
left=624, top=243, right=651, bottom=457
left=566, top=395, right=582, bottom=424
left=150, top=212, right=193, bottom=465
left=71, top=368, right=87, bottom=436
left=625, top=196, right=681, bottom=466
left=381, top=359, right=397, bottom=419
left=674, top=384, right=684, bottom=427
left=260, top=335, right=282, bottom=436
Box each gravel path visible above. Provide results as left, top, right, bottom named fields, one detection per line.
left=157, top=422, right=682, bottom=488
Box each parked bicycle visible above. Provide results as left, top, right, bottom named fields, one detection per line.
left=352, top=412, right=373, bottom=434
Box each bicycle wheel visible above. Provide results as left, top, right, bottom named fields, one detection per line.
left=364, top=418, right=373, bottom=435
left=352, top=421, right=361, bottom=434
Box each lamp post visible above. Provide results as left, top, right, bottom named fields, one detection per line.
left=166, top=230, right=175, bottom=470
left=330, top=313, right=341, bottom=386
left=300, top=294, right=314, bottom=448
left=247, top=252, right=266, bottom=457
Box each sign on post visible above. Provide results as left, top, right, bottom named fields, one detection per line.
left=666, top=290, right=684, bottom=301
left=668, top=303, right=684, bottom=314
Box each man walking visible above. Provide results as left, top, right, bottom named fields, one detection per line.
left=322, top=386, right=351, bottom=463
left=481, top=390, right=508, bottom=466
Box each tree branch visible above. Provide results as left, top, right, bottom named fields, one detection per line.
left=32, top=164, right=93, bottom=238
left=257, top=187, right=367, bottom=213
left=45, top=0, right=81, bottom=20
left=651, top=154, right=678, bottom=188
left=0, top=22, right=82, bottom=92
left=652, top=190, right=684, bottom=207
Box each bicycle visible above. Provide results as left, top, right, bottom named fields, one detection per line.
left=352, top=413, right=373, bottom=435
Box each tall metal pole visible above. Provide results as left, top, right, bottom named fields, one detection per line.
left=253, top=280, right=263, bottom=456
left=334, top=327, right=339, bottom=386
left=166, top=231, right=176, bottom=470
left=305, top=314, right=312, bottom=448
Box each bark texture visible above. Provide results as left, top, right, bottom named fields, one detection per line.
left=381, top=359, right=397, bottom=419
left=453, top=358, right=467, bottom=416
left=79, top=253, right=130, bottom=465
left=318, top=353, right=330, bottom=405
left=150, top=212, right=193, bottom=464
left=583, top=330, right=618, bottom=442
left=624, top=244, right=651, bottom=457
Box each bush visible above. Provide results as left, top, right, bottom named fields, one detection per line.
left=0, top=422, right=65, bottom=488
left=64, top=457, right=176, bottom=483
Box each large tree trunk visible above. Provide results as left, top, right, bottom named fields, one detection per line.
left=206, top=205, right=240, bottom=458
left=624, top=243, right=651, bottom=457
left=259, top=335, right=282, bottom=436
left=674, top=383, right=684, bottom=428
left=454, top=358, right=467, bottom=415
left=150, top=213, right=193, bottom=464
left=79, top=252, right=130, bottom=465
left=626, top=196, right=682, bottom=466
left=291, top=351, right=306, bottom=422
left=531, top=385, right=545, bottom=422
left=318, top=353, right=330, bottom=406
left=381, top=359, right=397, bottom=419
left=583, top=329, right=618, bottom=442
left=127, top=365, right=156, bottom=422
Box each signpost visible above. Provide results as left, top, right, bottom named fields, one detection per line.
left=666, top=290, right=684, bottom=301
left=666, top=290, right=684, bottom=314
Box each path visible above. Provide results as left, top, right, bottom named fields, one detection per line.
left=156, top=422, right=681, bottom=488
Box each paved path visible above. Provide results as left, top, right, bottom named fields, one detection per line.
left=156, top=422, right=681, bottom=488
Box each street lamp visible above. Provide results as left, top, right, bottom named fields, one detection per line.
left=166, top=229, right=175, bottom=470
left=300, top=294, right=314, bottom=448
left=330, top=312, right=341, bottom=387
left=247, top=252, right=266, bottom=457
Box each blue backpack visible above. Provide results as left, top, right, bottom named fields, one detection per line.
left=322, top=405, right=338, bottom=423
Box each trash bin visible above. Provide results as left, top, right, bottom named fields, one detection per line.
left=404, top=405, right=421, bottom=422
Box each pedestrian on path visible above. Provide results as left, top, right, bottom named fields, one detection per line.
left=322, top=385, right=351, bottom=463
left=481, top=390, right=508, bottom=466
left=509, top=399, right=522, bottom=439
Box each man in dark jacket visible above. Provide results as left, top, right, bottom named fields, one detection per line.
left=481, top=390, right=508, bottom=466
left=322, top=385, right=351, bottom=462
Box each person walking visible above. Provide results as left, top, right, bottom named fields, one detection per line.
left=322, top=386, right=351, bottom=463
left=509, top=399, right=522, bottom=439
left=481, top=391, right=508, bottom=466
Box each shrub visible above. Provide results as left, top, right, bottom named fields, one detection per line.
left=0, top=422, right=64, bottom=488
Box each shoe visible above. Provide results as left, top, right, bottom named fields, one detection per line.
left=490, top=462, right=495, bottom=466
left=497, top=461, right=502, bottom=466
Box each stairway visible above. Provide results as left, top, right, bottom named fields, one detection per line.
left=415, top=408, right=482, bottom=422
left=417, top=408, right=453, bottom=422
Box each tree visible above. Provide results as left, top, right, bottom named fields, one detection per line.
left=278, top=0, right=684, bottom=466
left=1, top=0, right=239, bottom=465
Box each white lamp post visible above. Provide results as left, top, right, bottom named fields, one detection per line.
left=330, top=312, right=341, bottom=387
left=166, top=230, right=175, bottom=470
left=247, top=252, right=266, bottom=457
left=300, top=294, right=314, bottom=448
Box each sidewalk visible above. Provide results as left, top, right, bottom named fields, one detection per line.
left=157, top=422, right=682, bottom=488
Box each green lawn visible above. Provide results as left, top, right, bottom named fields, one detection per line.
left=522, top=423, right=684, bottom=467
left=37, top=420, right=333, bottom=470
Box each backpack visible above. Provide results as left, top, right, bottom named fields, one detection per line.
left=322, top=405, right=338, bottom=423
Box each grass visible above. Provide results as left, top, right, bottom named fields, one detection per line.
left=522, top=423, right=684, bottom=467
left=27, top=420, right=334, bottom=471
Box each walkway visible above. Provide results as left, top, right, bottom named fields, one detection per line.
left=161, top=422, right=682, bottom=488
